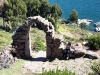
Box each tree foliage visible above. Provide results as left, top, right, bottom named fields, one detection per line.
left=51, top=4, right=62, bottom=19
left=25, top=0, right=41, bottom=17
left=69, top=10, right=78, bottom=24
left=2, top=0, right=62, bottom=31
left=39, top=0, right=51, bottom=18
left=87, top=34, right=100, bottom=50
left=80, top=22, right=86, bottom=30
left=3, top=0, right=27, bottom=31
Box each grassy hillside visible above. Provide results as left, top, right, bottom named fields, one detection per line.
left=0, top=22, right=92, bottom=52
left=0, top=21, right=94, bottom=75
left=0, top=29, right=12, bottom=52
left=57, top=23, right=92, bottom=42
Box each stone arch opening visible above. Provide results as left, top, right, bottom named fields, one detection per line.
left=11, top=16, right=65, bottom=59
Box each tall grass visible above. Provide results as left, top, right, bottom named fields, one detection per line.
left=40, top=69, right=75, bottom=75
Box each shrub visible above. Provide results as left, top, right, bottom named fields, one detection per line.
left=87, top=34, right=100, bottom=50
left=40, top=69, right=75, bottom=75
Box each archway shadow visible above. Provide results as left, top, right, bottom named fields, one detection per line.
left=30, top=57, right=47, bottom=62
left=22, top=54, right=97, bottom=62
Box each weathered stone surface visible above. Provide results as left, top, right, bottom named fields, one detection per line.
left=0, top=46, right=15, bottom=69
left=85, top=51, right=100, bottom=59
left=12, top=16, right=54, bottom=58
left=73, top=50, right=86, bottom=57
left=46, top=47, right=52, bottom=58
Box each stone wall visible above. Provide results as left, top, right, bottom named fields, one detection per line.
left=11, top=16, right=100, bottom=59
left=12, top=16, right=65, bottom=59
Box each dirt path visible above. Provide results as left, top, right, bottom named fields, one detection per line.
left=22, top=51, right=99, bottom=75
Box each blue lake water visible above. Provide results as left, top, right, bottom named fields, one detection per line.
left=49, top=0, right=100, bottom=31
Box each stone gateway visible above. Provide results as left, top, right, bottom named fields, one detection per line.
left=11, top=16, right=100, bottom=59
left=11, top=16, right=65, bottom=59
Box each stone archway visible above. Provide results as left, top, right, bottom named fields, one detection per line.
left=12, top=16, right=65, bottom=59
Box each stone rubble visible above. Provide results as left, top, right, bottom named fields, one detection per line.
left=0, top=46, right=16, bottom=69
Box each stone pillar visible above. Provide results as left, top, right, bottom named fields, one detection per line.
left=25, top=26, right=31, bottom=58
left=52, top=34, right=65, bottom=58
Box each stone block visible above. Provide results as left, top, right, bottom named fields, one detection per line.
left=43, top=20, right=49, bottom=26
left=46, top=39, right=53, bottom=44
left=15, top=32, right=27, bottom=35
left=40, top=18, right=45, bottom=23
left=47, top=44, right=54, bottom=47
left=22, top=26, right=30, bottom=31
left=46, top=47, right=52, bottom=58
left=53, top=48, right=63, bottom=57
left=16, top=45, right=25, bottom=49
left=20, top=35, right=28, bottom=40
left=46, top=35, right=53, bottom=40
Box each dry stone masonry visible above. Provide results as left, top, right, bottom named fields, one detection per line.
left=11, top=16, right=100, bottom=59
left=12, top=16, right=65, bottom=59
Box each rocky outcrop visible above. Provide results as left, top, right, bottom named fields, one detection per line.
left=70, top=43, right=100, bottom=59
left=0, top=45, right=16, bottom=69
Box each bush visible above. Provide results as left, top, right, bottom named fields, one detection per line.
left=40, top=69, right=75, bottom=75
left=87, top=34, right=100, bottom=50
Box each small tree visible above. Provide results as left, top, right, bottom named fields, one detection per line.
left=51, top=4, right=62, bottom=19
left=80, top=22, right=86, bottom=30
left=50, top=4, right=62, bottom=31
left=39, top=0, right=51, bottom=18
left=25, top=0, right=41, bottom=17
left=69, top=10, right=78, bottom=24
left=87, top=34, right=100, bottom=50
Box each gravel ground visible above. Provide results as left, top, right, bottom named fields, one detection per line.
left=22, top=51, right=100, bottom=75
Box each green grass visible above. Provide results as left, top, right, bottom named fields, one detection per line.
left=0, top=29, right=12, bottom=46
left=0, top=29, right=12, bottom=47
left=57, top=23, right=92, bottom=42
left=40, top=69, right=75, bottom=75
left=30, top=28, right=46, bottom=51
left=0, top=59, right=26, bottom=75
left=0, top=17, right=3, bottom=25
left=89, top=60, right=100, bottom=75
